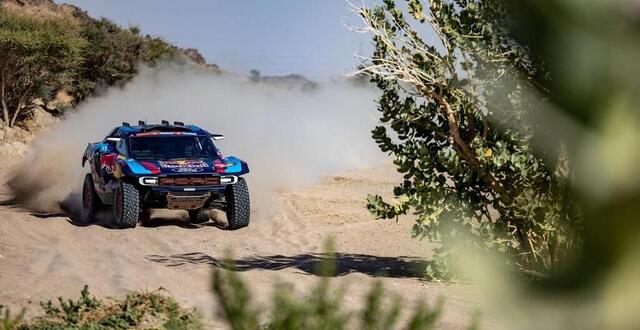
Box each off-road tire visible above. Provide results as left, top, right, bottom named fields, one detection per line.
left=114, top=180, right=140, bottom=229
left=188, top=209, right=210, bottom=224
left=81, top=174, right=102, bottom=224
left=225, top=178, right=250, bottom=230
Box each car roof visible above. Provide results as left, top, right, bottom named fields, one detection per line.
left=107, top=123, right=210, bottom=138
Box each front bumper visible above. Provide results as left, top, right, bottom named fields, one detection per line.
left=138, top=174, right=238, bottom=187
left=140, top=187, right=227, bottom=210
left=135, top=174, right=239, bottom=210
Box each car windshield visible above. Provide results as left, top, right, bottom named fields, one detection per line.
left=130, top=135, right=217, bottom=160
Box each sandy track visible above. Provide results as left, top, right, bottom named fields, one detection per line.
left=0, top=166, right=479, bottom=328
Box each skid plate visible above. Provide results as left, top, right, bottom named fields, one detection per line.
left=166, top=192, right=211, bottom=210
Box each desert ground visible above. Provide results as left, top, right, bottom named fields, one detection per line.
left=0, top=164, right=480, bottom=328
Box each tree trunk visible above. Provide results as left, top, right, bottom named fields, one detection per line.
left=9, top=101, right=23, bottom=128
left=548, top=232, right=560, bottom=270
left=414, top=85, right=507, bottom=196
left=9, top=87, right=32, bottom=128
left=442, top=100, right=507, bottom=195
left=0, top=73, right=8, bottom=128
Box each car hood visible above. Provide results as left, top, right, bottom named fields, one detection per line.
left=125, top=156, right=247, bottom=176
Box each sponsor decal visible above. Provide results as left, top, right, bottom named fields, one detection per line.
left=170, top=168, right=205, bottom=173
left=158, top=160, right=209, bottom=169
left=100, top=153, right=119, bottom=174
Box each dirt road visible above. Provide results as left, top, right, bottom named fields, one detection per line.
left=0, top=166, right=479, bottom=328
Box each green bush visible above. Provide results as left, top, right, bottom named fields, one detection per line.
left=0, top=8, right=85, bottom=128
left=211, top=250, right=453, bottom=330
left=503, top=0, right=640, bottom=292
left=0, top=7, right=180, bottom=130
left=73, top=17, right=179, bottom=101
left=355, top=0, right=581, bottom=279
left=1, top=305, right=24, bottom=330
left=11, top=286, right=201, bottom=330
left=2, top=269, right=457, bottom=330
left=3, top=244, right=468, bottom=329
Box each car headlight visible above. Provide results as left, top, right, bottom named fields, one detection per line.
left=139, top=176, right=159, bottom=186
left=220, top=176, right=238, bottom=184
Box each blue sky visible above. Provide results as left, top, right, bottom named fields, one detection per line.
left=56, top=1, right=373, bottom=80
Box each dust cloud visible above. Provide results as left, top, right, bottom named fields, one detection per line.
left=8, top=63, right=384, bottom=216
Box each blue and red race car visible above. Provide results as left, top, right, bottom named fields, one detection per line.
left=81, top=120, right=250, bottom=229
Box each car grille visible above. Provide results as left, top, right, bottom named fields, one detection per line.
left=159, top=176, right=220, bottom=186
left=167, top=191, right=209, bottom=196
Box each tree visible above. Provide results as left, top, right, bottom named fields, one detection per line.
left=73, top=17, right=178, bottom=100
left=352, top=0, right=581, bottom=278
left=0, top=8, right=84, bottom=129
left=249, top=69, right=261, bottom=83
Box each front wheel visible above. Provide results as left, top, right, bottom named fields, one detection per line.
left=225, top=178, right=250, bottom=230
left=113, top=180, right=140, bottom=229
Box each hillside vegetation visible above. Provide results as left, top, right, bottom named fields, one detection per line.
left=0, top=0, right=213, bottom=132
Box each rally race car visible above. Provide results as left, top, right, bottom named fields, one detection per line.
left=81, top=120, right=250, bottom=229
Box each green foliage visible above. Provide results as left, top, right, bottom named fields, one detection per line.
left=0, top=305, right=24, bottom=330
left=211, top=251, right=447, bottom=330
left=73, top=17, right=179, bottom=100
left=211, top=260, right=261, bottom=330
left=0, top=8, right=85, bottom=127
left=503, top=0, right=640, bottom=296
left=18, top=286, right=201, bottom=330
left=39, top=285, right=100, bottom=324
left=0, top=6, right=180, bottom=129
left=10, top=273, right=450, bottom=330
left=357, top=0, right=582, bottom=278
